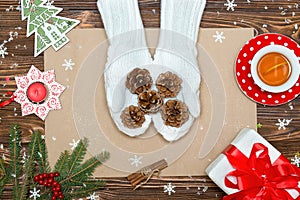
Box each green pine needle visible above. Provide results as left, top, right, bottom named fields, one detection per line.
left=0, top=158, right=7, bottom=197
left=36, top=134, right=51, bottom=174
left=66, top=138, right=88, bottom=177
left=7, top=124, right=21, bottom=199
left=19, top=131, right=40, bottom=199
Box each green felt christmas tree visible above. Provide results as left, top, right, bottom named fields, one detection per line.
left=21, top=0, right=80, bottom=57
left=0, top=124, right=109, bottom=199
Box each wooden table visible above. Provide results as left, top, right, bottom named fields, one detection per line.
left=0, top=0, right=299, bottom=199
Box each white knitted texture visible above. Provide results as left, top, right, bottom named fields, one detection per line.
left=98, top=0, right=152, bottom=137
left=153, top=0, right=206, bottom=141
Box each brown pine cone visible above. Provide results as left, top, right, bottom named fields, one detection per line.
left=138, top=90, right=163, bottom=113
left=121, top=105, right=146, bottom=129
left=126, top=68, right=153, bottom=94
left=161, top=100, right=189, bottom=128
left=156, top=71, right=183, bottom=98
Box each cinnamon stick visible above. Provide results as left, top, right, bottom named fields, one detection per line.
left=127, top=159, right=168, bottom=186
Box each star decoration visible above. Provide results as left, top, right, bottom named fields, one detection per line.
left=14, top=65, right=65, bottom=120
left=164, top=183, right=176, bottom=195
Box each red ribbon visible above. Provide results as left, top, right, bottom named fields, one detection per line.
left=0, top=92, right=15, bottom=108
left=223, top=143, right=300, bottom=200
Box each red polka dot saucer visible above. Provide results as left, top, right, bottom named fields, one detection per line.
left=235, top=33, right=300, bottom=106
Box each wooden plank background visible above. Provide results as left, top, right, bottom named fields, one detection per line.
left=0, top=0, right=300, bottom=199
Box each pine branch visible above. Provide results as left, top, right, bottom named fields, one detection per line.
left=19, top=131, right=39, bottom=200
left=7, top=124, right=21, bottom=199
left=54, top=150, right=70, bottom=181
left=66, top=138, right=88, bottom=177
left=61, top=151, right=109, bottom=184
left=36, top=133, right=51, bottom=174
left=0, top=158, right=7, bottom=197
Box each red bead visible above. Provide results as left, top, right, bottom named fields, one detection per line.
left=51, top=196, right=56, bottom=200
left=53, top=191, right=59, bottom=196
left=50, top=173, right=55, bottom=178
left=34, top=176, right=39, bottom=182
left=58, top=195, right=63, bottom=199
left=43, top=181, right=48, bottom=185
left=56, top=185, right=61, bottom=191
left=48, top=178, right=54, bottom=184
left=39, top=180, right=44, bottom=185
left=43, top=173, right=48, bottom=178
left=39, top=174, right=43, bottom=180
left=54, top=172, right=60, bottom=177
left=53, top=181, right=59, bottom=187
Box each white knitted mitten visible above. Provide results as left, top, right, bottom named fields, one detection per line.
left=97, top=0, right=153, bottom=137
left=153, top=0, right=206, bottom=141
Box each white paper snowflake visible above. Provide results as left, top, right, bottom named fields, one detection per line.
left=164, top=183, right=176, bottom=195
left=69, top=139, right=80, bottom=150
left=45, top=0, right=54, bottom=7
left=291, top=154, right=300, bottom=167
left=87, top=192, right=99, bottom=200
left=29, top=187, right=40, bottom=200
left=0, top=45, right=8, bottom=58
left=62, top=59, right=75, bottom=71
left=129, top=155, right=143, bottom=167
left=275, top=119, right=292, bottom=130
left=213, top=31, right=226, bottom=43
left=224, top=0, right=237, bottom=11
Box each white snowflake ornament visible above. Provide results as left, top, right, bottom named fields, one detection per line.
left=87, top=192, right=99, bottom=200
left=213, top=31, right=226, bottom=43
left=29, top=187, right=40, bottom=200
left=14, top=65, right=65, bottom=120
left=224, top=0, right=237, bottom=11
left=164, top=183, right=176, bottom=195
left=69, top=139, right=80, bottom=150
left=128, top=155, right=143, bottom=167
left=62, top=59, right=75, bottom=70
left=275, top=119, right=292, bottom=130
left=291, top=154, right=300, bottom=167
left=0, top=45, right=8, bottom=58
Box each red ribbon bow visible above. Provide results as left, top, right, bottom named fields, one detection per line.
left=0, top=91, right=15, bottom=108
left=223, top=143, right=300, bottom=200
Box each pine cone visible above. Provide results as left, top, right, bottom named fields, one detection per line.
left=121, top=105, right=146, bottom=129
left=156, top=71, right=183, bottom=98
left=161, top=100, right=189, bottom=128
left=138, top=90, right=163, bottom=113
left=126, top=68, right=153, bottom=94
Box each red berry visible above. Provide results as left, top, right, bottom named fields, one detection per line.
left=50, top=173, right=55, bottom=178
left=56, top=185, right=61, bottom=191
left=43, top=173, right=48, bottom=178
left=53, top=191, right=59, bottom=196
left=58, top=195, right=63, bottom=199
left=39, top=180, right=44, bottom=185
left=34, top=176, right=39, bottom=182
left=39, top=174, right=43, bottom=180
left=48, top=178, right=54, bottom=184
left=43, top=181, right=48, bottom=185
left=54, top=172, right=60, bottom=177
left=51, top=196, right=56, bottom=200
left=53, top=181, right=59, bottom=187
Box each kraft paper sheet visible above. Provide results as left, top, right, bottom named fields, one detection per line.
left=45, top=28, right=256, bottom=177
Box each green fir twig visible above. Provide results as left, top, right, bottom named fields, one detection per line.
left=0, top=158, right=7, bottom=197
left=19, top=131, right=39, bottom=199
left=7, top=124, right=21, bottom=199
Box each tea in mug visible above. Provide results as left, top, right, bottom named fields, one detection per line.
left=257, top=52, right=291, bottom=86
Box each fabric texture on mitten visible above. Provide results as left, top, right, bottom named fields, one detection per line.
left=97, top=0, right=153, bottom=136
left=153, top=0, right=206, bottom=141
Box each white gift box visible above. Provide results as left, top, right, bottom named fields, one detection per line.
left=205, top=128, right=299, bottom=199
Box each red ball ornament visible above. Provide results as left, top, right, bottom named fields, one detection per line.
left=27, top=82, right=48, bottom=103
